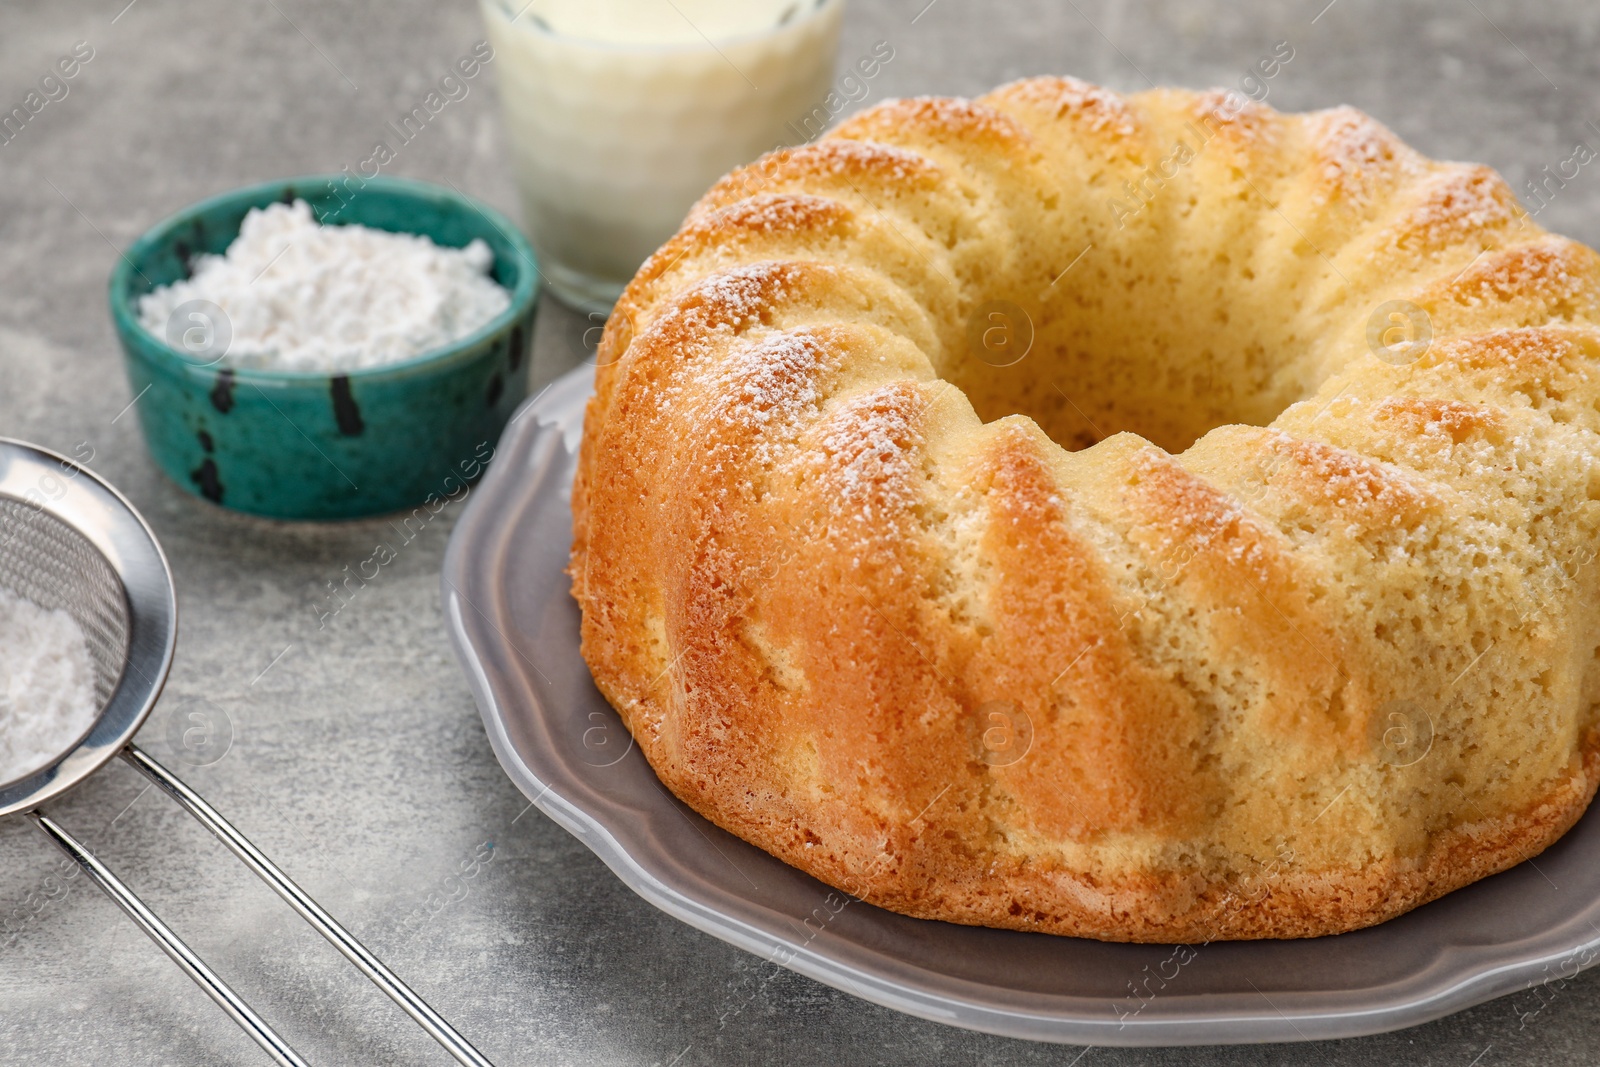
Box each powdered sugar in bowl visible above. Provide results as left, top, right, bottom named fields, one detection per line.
left=108, top=176, right=540, bottom=520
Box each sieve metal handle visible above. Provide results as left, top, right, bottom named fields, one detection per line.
left=122, top=744, right=498, bottom=1067
left=29, top=810, right=311, bottom=1067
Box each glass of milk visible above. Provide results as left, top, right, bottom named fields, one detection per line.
left=479, top=0, right=845, bottom=313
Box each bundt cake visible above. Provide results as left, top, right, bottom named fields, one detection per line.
left=568, top=78, right=1600, bottom=942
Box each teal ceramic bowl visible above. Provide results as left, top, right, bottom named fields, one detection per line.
left=109, top=175, right=539, bottom=520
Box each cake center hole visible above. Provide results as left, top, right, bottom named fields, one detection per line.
left=947, top=277, right=1319, bottom=454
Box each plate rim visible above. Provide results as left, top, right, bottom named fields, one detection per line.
left=441, top=363, right=1600, bottom=1047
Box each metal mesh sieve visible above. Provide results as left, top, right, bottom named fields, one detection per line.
left=0, top=496, right=130, bottom=712
left=0, top=438, right=494, bottom=1067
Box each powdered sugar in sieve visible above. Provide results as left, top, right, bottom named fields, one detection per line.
left=0, top=587, right=98, bottom=784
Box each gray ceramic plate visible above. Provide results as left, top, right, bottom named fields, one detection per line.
left=441, top=363, right=1600, bottom=1046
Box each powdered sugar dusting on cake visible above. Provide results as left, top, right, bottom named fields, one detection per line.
left=1130, top=448, right=1274, bottom=575
left=992, top=76, right=1141, bottom=138
left=668, top=262, right=794, bottom=348
left=814, top=383, right=925, bottom=532
left=711, top=194, right=848, bottom=234
left=1446, top=239, right=1584, bottom=308
left=1398, top=165, right=1524, bottom=248
left=1305, top=107, right=1416, bottom=208
left=622, top=263, right=797, bottom=423
left=855, top=95, right=1030, bottom=144
left=1262, top=428, right=1435, bottom=518
left=1189, top=89, right=1276, bottom=145
left=708, top=330, right=832, bottom=463
left=690, top=141, right=938, bottom=222
left=813, top=138, right=936, bottom=183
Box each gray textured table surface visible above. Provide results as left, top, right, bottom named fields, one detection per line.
left=3, top=0, right=1599, bottom=1063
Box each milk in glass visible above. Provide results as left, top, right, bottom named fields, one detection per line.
left=480, top=0, right=844, bottom=312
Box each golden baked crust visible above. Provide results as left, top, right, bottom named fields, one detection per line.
left=570, top=79, right=1600, bottom=941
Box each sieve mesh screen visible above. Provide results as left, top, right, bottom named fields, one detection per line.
left=0, top=495, right=130, bottom=711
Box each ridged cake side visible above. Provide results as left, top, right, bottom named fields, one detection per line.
left=570, top=79, right=1600, bottom=941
